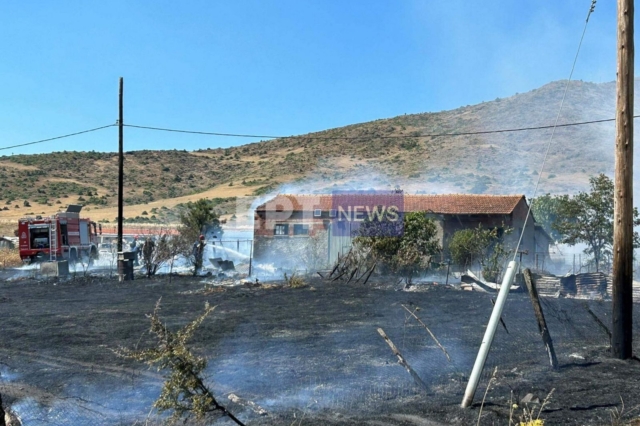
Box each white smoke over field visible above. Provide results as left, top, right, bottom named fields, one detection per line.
left=8, top=380, right=163, bottom=426
left=203, top=322, right=463, bottom=416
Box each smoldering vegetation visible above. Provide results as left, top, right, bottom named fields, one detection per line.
left=1, top=272, right=639, bottom=425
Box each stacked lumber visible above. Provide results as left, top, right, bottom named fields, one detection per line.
left=532, top=274, right=562, bottom=297
left=573, top=272, right=609, bottom=299
left=605, top=277, right=640, bottom=300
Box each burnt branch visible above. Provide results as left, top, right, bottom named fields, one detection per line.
left=400, top=304, right=451, bottom=362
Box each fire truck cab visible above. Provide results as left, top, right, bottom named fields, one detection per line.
left=18, top=205, right=100, bottom=264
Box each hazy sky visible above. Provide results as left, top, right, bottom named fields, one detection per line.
left=0, top=1, right=621, bottom=155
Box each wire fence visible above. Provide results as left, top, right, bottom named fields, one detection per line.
left=532, top=252, right=640, bottom=279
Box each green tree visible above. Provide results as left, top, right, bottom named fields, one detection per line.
left=179, top=198, right=221, bottom=242
left=354, top=211, right=441, bottom=284
left=449, top=225, right=513, bottom=281
left=449, top=225, right=493, bottom=270
left=530, top=193, right=568, bottom=241
left=480, top=237, right=512, bottom=283
left=553, top=174, right=640, bottom=272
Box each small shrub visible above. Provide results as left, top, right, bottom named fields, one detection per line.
left=115, top=300, right=243, bottom=425
left=511, top=388, right=554, bottom=426
left=284, top=273, right=306, bottom=288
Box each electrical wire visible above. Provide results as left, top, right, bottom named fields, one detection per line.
left=512, top=0, right=597, bottom=262
left=1, top=113, right=624, bottom=154
left=124, top=115, right=625, bottom=141
left=0, top=124, right=116, bottom=152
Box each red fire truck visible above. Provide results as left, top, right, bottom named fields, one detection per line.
left=18, top=205, right=101, bottom=264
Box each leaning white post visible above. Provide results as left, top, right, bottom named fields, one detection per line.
left=461, top=260, right=518, bottom=408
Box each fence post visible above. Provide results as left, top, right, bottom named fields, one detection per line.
left=579, top=254, right=582, bottom=273
left=523, top=269, right=558, bottom=369
left=249, top=240, right=253, bottom=277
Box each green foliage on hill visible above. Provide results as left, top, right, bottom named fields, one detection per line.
left=0, top=79, right=622, bottom=211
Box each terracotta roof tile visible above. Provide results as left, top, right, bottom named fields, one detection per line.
left=404, top=194, right=524, bottom=214
left=256, top=194, right=526, bottom=215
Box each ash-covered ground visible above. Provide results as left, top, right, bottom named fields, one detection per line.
left=1, top=272, right=639, bottom=426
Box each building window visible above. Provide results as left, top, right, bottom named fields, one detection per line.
left=293, top=224, right=309, bottom=235
left=329, top=209, right=337, bottom=218
left=314, top=209, right=322, bottom=217
left=274, top=224, right=289, bottom=236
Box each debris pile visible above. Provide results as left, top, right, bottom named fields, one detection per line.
left=460, top=270, right=520, bottom=292
left=320, top=249, right=376, bottom=285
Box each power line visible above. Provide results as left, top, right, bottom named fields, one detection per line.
left=513, top=0, right=596, bottom=261
left=0, top=124, right=115, bottom=152
left=0, top=112, right=631, bottom=154
left=124, top=116, right=628, bottom=141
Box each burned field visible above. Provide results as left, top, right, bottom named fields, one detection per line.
left=1, top=275, right=640, bottom=425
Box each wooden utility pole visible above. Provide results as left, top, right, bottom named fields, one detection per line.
left=117, top=78, right=124, bottom=253
left=613, top=0, right=634, bottom=359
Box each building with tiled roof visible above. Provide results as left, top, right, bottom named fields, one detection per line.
left=253, top=193, right=551, bottom=270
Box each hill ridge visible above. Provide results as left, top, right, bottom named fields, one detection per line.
left=0, top=78, right=636, bottom=226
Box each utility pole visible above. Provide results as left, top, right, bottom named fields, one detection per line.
left=613, top=0, right=634, bottom=359
left=117, top=77, right=124, bottom=253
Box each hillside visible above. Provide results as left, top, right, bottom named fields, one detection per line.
left=0, top=79, right=634, bottom=230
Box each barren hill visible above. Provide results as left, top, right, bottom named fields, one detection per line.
left=0, top=79, right=633, bottom=228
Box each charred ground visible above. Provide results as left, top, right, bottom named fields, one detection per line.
left=1, top=274, right=639, bottom=425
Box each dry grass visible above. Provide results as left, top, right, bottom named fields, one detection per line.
left=284, top=273, right=307, bottom=288
left=609, top=396, right=640, bottom=426
left=0, top=183, right=253, bottom=222
left=0, top=160, right=38, bottom=170
left=0, top=248, right=22, bottom=268
left=0, top=220, right=16, bottom=237
left=476, top=367, right=498, bottom=426
left=512, top=388, right=554, bottom=426
left=76, top=184, right=256, bottom=222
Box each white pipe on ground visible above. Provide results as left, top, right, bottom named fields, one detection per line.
left=460, top=260, right=518, bottom=408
